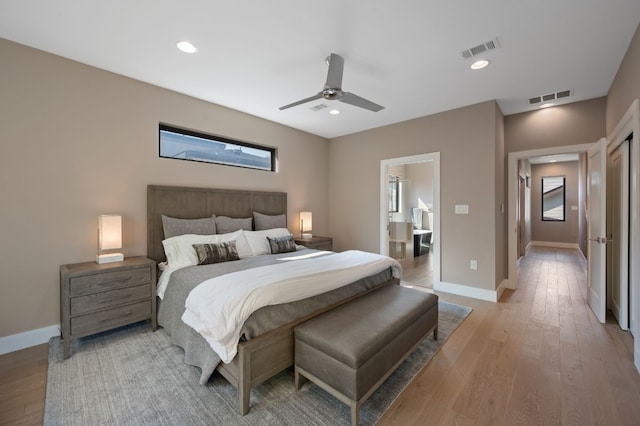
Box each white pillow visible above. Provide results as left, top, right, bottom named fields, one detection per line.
left=162, top=230, right=252, bottom=269
left=244, top=228, right=293, bottom=256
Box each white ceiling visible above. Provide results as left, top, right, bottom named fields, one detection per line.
left=1, top=1, right=639, bottom=139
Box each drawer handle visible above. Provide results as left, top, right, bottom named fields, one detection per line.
left=97, top=277, right=132, bottom=286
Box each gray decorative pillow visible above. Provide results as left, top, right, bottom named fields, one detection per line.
left=192, top=241, right=239, bottom=265
left=162, top=215, right=217, bottom=239
left=215, top=216, right=253, bottom=234
left=253, top=212, right=286, bottom=231
left=267, top=235, right=297, bottom=254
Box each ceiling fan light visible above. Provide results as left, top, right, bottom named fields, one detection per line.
left=176, top=41, right=198, bottom=53
left=470, top=59, right=490, bottom=70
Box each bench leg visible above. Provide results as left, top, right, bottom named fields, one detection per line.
left=434, top=326, right=438, bottom=340
left=295, top=366, right=308, bottom=390
left=351, top=401, right=360, bottom=426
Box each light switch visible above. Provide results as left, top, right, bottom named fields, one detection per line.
left=455, top=204, right=469, bottom=214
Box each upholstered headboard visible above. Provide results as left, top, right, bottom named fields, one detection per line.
left=147, top=185, right=287, bottom=263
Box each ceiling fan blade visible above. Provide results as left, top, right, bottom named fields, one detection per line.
left=340, top=92, right=385, bottom=112
left=279, top=92, right=323, bottom=110
left=324, top=53, right=344, bottom=90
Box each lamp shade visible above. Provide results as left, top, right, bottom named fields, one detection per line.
left=300, top=211, right=312, bottom=238
left=97, top=215, right=124, bottom=264
left=98, top=215, right=122, bottom=250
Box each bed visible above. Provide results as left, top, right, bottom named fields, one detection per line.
left=147, top=185, right=400, bottom=415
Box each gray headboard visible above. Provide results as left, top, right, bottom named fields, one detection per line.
left=147, top=185, right=287, bottom=263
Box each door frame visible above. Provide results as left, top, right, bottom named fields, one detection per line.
left=606, top=99, right=639, bottom=372
left=607, top=140, right=630, bottom=330
left=507, top=143, right=593, bottom=289
left=380, top=152, right=440, bottom=288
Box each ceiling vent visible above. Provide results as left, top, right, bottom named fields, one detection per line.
left=310, top=103, right=329, bottom=111
left=460, top=38, right=500, bottom=60
left=528, top=89, right=572, bottom=105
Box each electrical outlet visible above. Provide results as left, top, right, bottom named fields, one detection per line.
left=470, top=260, right=478, bottom=270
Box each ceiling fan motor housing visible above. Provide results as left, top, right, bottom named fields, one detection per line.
left=322, top=88, right=343, bottom=100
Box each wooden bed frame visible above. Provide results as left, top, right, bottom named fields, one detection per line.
left=147, top=185, right=398, bottom=415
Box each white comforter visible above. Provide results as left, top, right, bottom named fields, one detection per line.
left=181, top=250, right=401, bottom=363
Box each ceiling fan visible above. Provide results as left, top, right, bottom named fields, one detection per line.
left=279, top=53, right=385, bottom=112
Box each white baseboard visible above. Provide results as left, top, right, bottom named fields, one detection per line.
left=434, top=281, right=500, bottom=302
left=0, top=324, right=59, bottom=355
left=530, top=241, right=579, bottom=249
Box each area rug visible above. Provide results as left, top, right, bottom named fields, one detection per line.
left=44, top=301, right=471, bottom=425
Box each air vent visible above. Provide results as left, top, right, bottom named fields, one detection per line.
left=460, top=38, right=500, bottom=60
left=310, top=103, right=329, bottom=111
left=528, top=89, right=573, bottom=105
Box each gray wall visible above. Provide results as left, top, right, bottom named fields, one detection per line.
left=505, top=98, right=606, bottom=153
left=406, top=161, right=434, bottom=212
left=329, top=101, right=504, bottom=291
left=607, top=22, right=640, bottom=134
left=0, top=39, right=330, bottom=338
left=530, top=162, right=579, bottom=244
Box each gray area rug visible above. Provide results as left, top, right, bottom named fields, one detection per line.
left=45, top=301, right=471, bottom=425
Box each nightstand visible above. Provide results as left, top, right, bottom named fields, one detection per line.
left=294, top=236, right=333, bottom=251
left=59, top=256, right=156, bottom=358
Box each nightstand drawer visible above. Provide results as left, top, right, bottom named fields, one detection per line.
left=70, top=267, right=151, bottom=296
left=70, top=300, right=151, bottom=336
left=295, top=236, right=333, bottom=251
left=307, top=240, right=332, bottom=250
left=70, top=284, right=152, bottom=315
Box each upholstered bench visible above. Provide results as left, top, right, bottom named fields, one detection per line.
left=294, top=285, right=438, bottom=426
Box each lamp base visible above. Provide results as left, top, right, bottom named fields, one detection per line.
left=96, top=253, right=124, bottom=264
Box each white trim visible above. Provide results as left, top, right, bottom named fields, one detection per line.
left=380, top=152, right=440, bottom=288
left=435, top=281, right=501, bottom=302
left=508, top=143, right=594, bottom=290
left=0, top=324, right=59, bottom=355
left=530, top=241, right=579, bottom=249
left=606, top=99, right=640, bottom=373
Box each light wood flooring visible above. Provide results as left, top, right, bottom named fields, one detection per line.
left=380, top=246, right=640, bottom=425
left=1, top=246, right=639, bottom=425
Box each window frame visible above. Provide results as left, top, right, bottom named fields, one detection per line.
left=541, top=175, right=566, bottom=222
left=388, top=175, right=400, bottom=213
left=159, top=124, right=276, bottom=172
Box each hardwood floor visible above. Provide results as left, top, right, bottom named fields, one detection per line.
left=400, top=250, right=433, bottom=289
left=380, top=246, right=640, bottom=426
left=0, top=344, right=47, bottom=425
left=1, top=246, right=639, bottom=425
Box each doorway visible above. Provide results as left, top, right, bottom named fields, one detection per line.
left=507, top=143, right=593, bottom=290
left=380, top=152, right=440, bottom=289
left=507, top=101, right=640, bottom=373
left=608, top=136, right=631, bottom=330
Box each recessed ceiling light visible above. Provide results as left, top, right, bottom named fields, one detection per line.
left=550, top=159, right=557, bottom=163
left=329, top=109, right=340, bottom=115
left=540, top=102, right=554, bottom=108
left=470, top=59, right=490, bottom=70
left=176, top=41, right=198, bottom=53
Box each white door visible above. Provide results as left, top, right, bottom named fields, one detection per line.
left=609, top=141, right=630, bottom=330
left=587, top=138, right=607, bottom=323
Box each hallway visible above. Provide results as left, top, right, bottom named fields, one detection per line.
left=380, top=246, right=640, bottom=425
